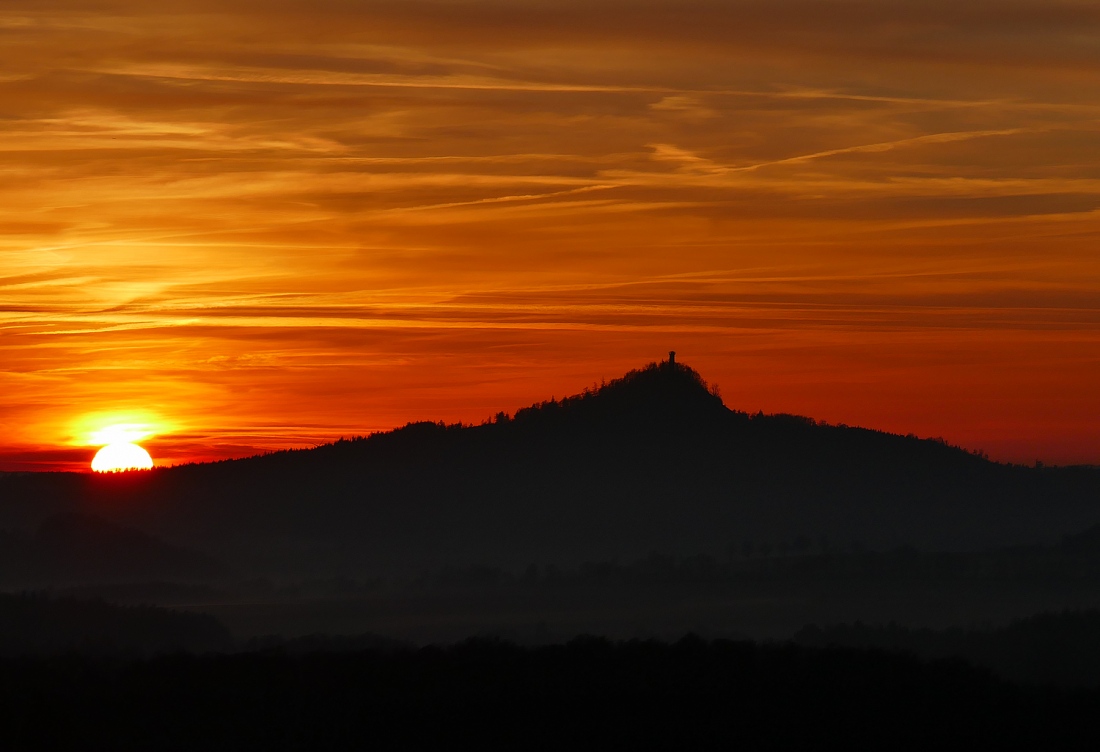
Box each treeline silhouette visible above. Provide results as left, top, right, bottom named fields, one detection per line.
left=796, top=611, right=1100, bottom=688
left=2, top=636, right=1098, bottom=750
left=8, top=525, right=1100, bottom=649
left=419, top=528, right=1100, bottom=589
left=9, top=587, right=1100, bottom=689
left=2, top=360, right=1098, bottom=581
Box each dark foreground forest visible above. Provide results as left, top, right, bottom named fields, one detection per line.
left=3, top=595, right=1100, bottom=750
left=4, top=637, right=1099, bottom=751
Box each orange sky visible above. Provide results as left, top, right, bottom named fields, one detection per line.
left=2, top=0, right=1100, bottom=471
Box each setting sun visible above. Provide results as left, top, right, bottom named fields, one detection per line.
left=91, top=442, right=154, bottom=473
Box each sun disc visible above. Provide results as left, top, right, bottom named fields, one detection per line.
left=91, top=442, right=154, bottom=473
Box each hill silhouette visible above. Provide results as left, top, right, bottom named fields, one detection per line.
left=1, top=358, right=1098, bottom=579
left=0, top=513, right=226, bottom=587
left=0, top=592, right=232, bottom=656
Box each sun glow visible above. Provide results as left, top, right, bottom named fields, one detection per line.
left=78, top=416, right=164, bottom=472
left=91, top=442, right=154, bottom=472
left=88, top=423, right=154, bottom=446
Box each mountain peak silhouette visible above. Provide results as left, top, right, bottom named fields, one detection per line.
left=508, top=359, right=727, bottom=431
left=3, top=357, right=1100, bottom=577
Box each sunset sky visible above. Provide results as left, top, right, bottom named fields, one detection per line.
left=2, top=0, right=1099, bottom=471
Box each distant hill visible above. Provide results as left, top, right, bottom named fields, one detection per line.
left=0, top=592, right=232, bottom=656
left=1, top=359, right=1098, bottom=578
left=795, top=611, right=1100, bottom=688
left=0, top=513, right=226, bottom=586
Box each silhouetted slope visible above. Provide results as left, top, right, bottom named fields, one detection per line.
left=1, top=360, right=1098, bottom=577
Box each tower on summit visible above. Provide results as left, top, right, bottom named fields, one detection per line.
left=668, top=351, right=676, bottom=365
